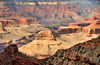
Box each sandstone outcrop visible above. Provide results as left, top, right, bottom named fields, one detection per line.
left=0, top=17, right=37, bottom=27
left=58, top=23, right=82, bottom=34
left=35, top=30, right=54, bottom=40
left=77, top=16, right=100, bottom=27
left=39, top=35, right=100, bottom=65
left=0, top=19, right=17, bottom=27
left=18, top=39, right=67, bottom=59
left=59, top=13, right=100, bottom=34
left=18, top=30, right=99, bottom=59
left=83, top=20, right=100, bottom=34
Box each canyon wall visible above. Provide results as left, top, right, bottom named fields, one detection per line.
left=58, top=13, right=100, bottom=34
left=40, top=35, right=100, bottom=65
left=0, top=6, right=37, bottom=27
left=9, top=5, right=93, bottom=20
left=0, top=34, right=100, bottom=65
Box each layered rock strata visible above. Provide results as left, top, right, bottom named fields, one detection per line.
left=39, top=35, right=100, bottom=65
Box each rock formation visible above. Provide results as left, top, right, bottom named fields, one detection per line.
left=58, top=13, right=100, bottom=34
left=83, top=20, right=100, bottom=34
left=58, top=23, right=82, bottom=34
left=8, top=4, right=93, bottom=20
left=0, top=44, right=40, bottom=65
left=0, top=6, right=37, bottom=27
left=39, top=35, right=100, bottom=65
left=35, top=30, right=54, bottom=40
left=18, top=30, right=99, bottom=59
left=0, top=34, right=100, bottom=65
left=18, top=40, right=66, bottom=59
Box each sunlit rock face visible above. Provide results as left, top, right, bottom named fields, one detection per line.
left=58, top=23, right=82, bottom=34
left=82, top=14, right=100, bottom=34
left=19, top=14, right=100, bottom=59
left=35, top=30, right=54, bottom=40
left=18, top=31, right=99, bottom=59
left=18, top=40, right=67, bottom=59
left=39, top=35, right=100, bottom=65
left=0, top=6, right=37, bottom=27
left=18, top=30, right=67, bottom=59
left=83, top=20, right=100, bottom=34
left=58, top=13, right=100, bottom=34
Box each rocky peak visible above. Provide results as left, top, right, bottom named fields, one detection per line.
left=4, top=44, right=18, bottom=54
left=0, top=44, right=40, bottom=65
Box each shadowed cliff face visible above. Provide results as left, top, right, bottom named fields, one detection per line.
left=0, top=44, right=40, bottom=65
left=39, top=35, right=100, bottom=65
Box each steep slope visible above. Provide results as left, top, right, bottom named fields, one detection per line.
left=18, top=31, right=99, bottom=59
left=0, top=44, right=40, bottom=65
left=18, top=30, right=67, bottom=59
left=5, top=0, right=95, bottom=27
left=0, top=24, right=49, bottom=53
left=0, top=34, right=100, bottom=65
left=40, top=35, right=100, bottom=65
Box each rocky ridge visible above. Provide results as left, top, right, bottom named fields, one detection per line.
left=39, top=35, right=100, bottom=65
left=0, top=35, right=100, bottom=65
left=0, top=44, right=40, bottom=65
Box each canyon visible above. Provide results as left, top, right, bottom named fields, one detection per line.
left=18, top=13, right=100, bottom=59
left=2, top=0, right=98, bottom=27
left=0, top=34, right=100, bottom=65
left=0, top=0, right=100, bottom=65
left=40, top=35, right=100, bottom=65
